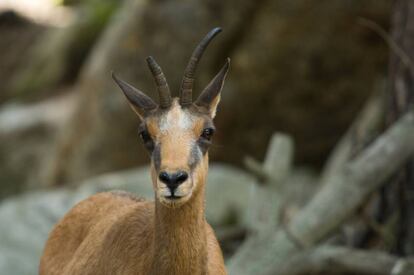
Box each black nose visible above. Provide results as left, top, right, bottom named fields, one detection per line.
left=158, top=171, right=189, bottom=191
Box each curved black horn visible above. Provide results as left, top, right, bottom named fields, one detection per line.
left=180, top=27, right=222, bottom=106
left=146, top=56, right=172, bottom=109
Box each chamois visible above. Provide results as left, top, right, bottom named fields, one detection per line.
left=39, top=27, right=229, bottom=275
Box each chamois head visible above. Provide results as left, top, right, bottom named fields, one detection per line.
left=112, top=28, right=229, bottom=207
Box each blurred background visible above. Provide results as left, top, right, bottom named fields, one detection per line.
left=3, top=0, right=414, bottom=274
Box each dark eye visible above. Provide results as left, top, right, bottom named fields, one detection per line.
left=138, top=127, right=154, bottom=152
left=201, top=128, right=214, bottom=140
left=139, top=130, right=151, bottom=142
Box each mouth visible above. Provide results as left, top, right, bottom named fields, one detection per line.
left=158, top=181, right=193, bottom=205
left=159, top=191, right=191, bottom=206
left=164, top=194, right=182, bottom=200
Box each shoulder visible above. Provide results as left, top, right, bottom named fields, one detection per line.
left=74, top=191, right=147, bottom=211
left=56, top=191, right=149, bottom=232
left=109, top=190, right=147, bottom=202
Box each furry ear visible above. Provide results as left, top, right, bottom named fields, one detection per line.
left=194, top=58, right=230, bottom=118
left=112, top=72, right=157, bottom=119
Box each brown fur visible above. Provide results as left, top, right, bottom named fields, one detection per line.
left=39, top=101, right=226, bottom=275
left=39, top=171, right=225, bottom=274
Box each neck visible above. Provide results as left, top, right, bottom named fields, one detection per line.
left=151, top=183, right=207, bottom=275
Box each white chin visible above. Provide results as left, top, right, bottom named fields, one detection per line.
left=159, top=193, right=191, bottom=207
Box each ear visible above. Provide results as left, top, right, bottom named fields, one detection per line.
left=195, top=58, right=230, bottom=118
left=112, top=72, right=157, bottom=119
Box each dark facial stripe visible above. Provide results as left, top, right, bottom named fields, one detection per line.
left=189, top=142, right=202, bottom=171
left=152, top=144, right=161, bottom=171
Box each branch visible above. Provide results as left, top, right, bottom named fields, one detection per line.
left=243, top=133, right=294, bottom=233
left=276, top=246, right=414, bottom=275
left=358, top=17, right=414, bottom=74
left=244, top=156, right=272, bottom=184
left=228, top=109, right=414, bottom=275
left=320, top=93, right=384, bottom=184
left=244, top=133, right=293, bottom=185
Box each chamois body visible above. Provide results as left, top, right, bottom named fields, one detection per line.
left=40, top=28, right=230, bottom=275
left=40, top=189, right=225, bottom=275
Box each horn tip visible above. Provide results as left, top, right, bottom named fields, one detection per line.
left=111, top=70, right=119, bottom=82
left=209, top=27, right=222, bottom=38
left=212, top=27, right=222, bottom=33
left=223, top=58, right=230, bottom=70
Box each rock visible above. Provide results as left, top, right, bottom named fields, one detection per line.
left=0, top=11, right=46, bottom=103
left=0, top=93, right=77, bottom=199
left=7, top=0, right=120, bottom=103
